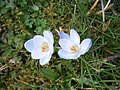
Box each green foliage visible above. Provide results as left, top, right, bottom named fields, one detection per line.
left=42, top=68, right=58, bottom=80
left=32, top=5, right=39, bottom=11
left=0, top=0, right=120, bottom=89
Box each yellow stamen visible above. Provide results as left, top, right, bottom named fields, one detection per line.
left=42, top=44, right=49, bottom=52
left=70, top=45, right=78, bottom=52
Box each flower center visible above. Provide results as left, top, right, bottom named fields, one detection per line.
left=70, top=45, right=78, bottom=53
left=42, top=43, right=49, bottom=52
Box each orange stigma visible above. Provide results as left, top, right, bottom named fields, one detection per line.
left=42, top=44, right=49, bottom=52
left=70, top=45, right=78, bottom=52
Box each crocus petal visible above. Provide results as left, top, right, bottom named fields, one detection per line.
left=70, top=29, right=80, bottom=44
left=24, top=39, right=34, bottom=52
left=58, top=32, right=70, bottom=39
left=58, top=49, right=80, bottom=59
left=39, top=53, right=52, bottom=65
left=80, top=38, right=92, bottom=54
left=31, top=47, right=47, bottom=59
left=43, top=31, right=54, bottom=45
left=33, top=35, right=48, bottom=47
left=49, top=44, right=54, bottom=55
left=39, top=44, right=54, bottom=65
left=59, top=39, right=73, bottom=52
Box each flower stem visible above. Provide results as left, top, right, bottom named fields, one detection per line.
left=104, top=0, right=111, bottom=10
left=100, top=0, right=105, bottom=22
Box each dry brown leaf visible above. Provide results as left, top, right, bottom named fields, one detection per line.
left=59, top=27, right=64, bottom=32
left=102, top=19, right=111, bottom=31
left=0, top=58, right=17, bottom=72
left=103, top=47, right=114, bottom=54
left=17, top=12, right=23, bottom=16
left=103, top=55, right=120, bottom=62
left=87, top=0, right=99, bottom=15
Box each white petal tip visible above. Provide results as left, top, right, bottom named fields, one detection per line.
left=55, top=29, right=59, bottom=33
left=58, top=32, right=70, bottom=39
left=24, top=39, right=34, bottom=52
left=70, top=29, right=75, bottom=31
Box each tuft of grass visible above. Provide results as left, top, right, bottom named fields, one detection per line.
left=0, top=0, right=120, bottom=89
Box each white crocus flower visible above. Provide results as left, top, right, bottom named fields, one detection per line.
left=24, top=31, right=54, bottom=65
left=58, top=29, right=92, bottom=59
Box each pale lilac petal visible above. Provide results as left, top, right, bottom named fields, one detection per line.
left=24, top=39, right=34, bottom=52
left=58, top=49, right=80, bottom=59
left=33, top=35, right=48, bottom=47
left=70, top=29, right=80, bottom=44
left=31, top=47, right=47, bottom=59
left=39, top=44, right=54, bottom=65
left=59, top=39, right=73, bottom=52
left=80, top=38, right=92, bottom=54
left=49, top=44, right=54, bottom=55
left=58, top=32, right=70, bottom=39
left=43, top=31, right=54, bottom=45
left=39, top=53, right=52, bottom=65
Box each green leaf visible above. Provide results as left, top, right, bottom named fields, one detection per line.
left=56, top=63, right=62, bottom=73
left=34, top=26, right=43, bottom=34
left=0, top=7, right=8, bottom=14
left=42, top=68, right=58, bottom=80
left=43, top=2, right=49, bottom=7
left=0, top=1, right=5, bottom=7
left=19, top=0, right=27, bottom=7
left=32, top=5, right=39, bottom=11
